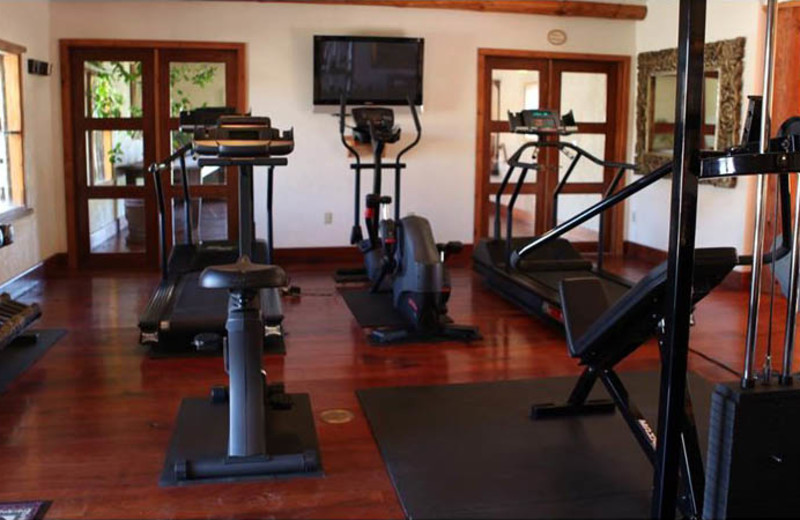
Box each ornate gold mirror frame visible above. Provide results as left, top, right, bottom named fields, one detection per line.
left=635, top=37, right=745, bottom=188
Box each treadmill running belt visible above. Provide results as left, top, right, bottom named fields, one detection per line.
left=170, top=272, right=230, bottom=328
left=156, top=272, right=285, bottom=356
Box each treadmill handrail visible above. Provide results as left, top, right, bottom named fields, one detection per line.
left=149, top=142, right=195, bottom=279
left=537, top=141, right=637, bottom=170
left=511, top=163, right=673, bottom=268
left=511, top=161, right=794, bottom=270
left=155, top=143, right=193, bottom=171
left=149, top=162, right=169, bottom=279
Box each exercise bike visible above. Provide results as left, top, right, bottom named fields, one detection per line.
left=160, top=114, right=320, bottom=486
left=337, top=96, right=480, bottom=344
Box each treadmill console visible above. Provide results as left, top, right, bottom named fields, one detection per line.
left=508, top=109, right=578, bottom=136
left=188, top=112, right=295, bottom=157
left=351, top=107, right=401, bottom=145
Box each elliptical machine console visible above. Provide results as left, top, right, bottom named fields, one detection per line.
left=337, top=96, right=480, bottom=344
left=351, top=107, right=400, bottom=145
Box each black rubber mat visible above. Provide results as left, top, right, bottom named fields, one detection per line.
left=0, top=329, right=67, bottom=393
left=357, top=371, right=715, bottom=519
left=340, top=289, right=408, bottom=328
left=160, top=393, right=321, bottom=486
left=334, top=273, right=370, bottom=284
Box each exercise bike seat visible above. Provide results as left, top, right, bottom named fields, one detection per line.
left=199, top=256, right=287, bottom=291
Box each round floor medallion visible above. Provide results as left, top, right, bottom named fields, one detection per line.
left=320, top=409, right=356, bottom=424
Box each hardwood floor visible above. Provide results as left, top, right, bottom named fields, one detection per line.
left=0, top=257, right=788, bottom=519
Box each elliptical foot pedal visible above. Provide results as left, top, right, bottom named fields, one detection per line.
left=530, top=399, right=616, bottom=420
left=369, top=327, right=410, bottom=344
left=441, top=324, right=482, bottom=342
left=160, top=393, right=322, bottom=486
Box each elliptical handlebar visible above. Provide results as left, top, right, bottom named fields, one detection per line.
left=339, top=94, right=362, bottom=163
left=397, top=96, right=422, bottom=164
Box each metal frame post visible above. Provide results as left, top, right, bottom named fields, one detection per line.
left=266, top=166, right=275, bottom=265
left=744, top=0, right=779, bottom=387
left=651, top=0, right=706, bottom=517
left=239, top=164, right=255, bottom=259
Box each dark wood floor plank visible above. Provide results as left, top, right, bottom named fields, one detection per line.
left=0, top=258, right=775, bottom=518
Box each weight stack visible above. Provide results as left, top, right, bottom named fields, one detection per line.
left=704, top=380, right=800, bottom=519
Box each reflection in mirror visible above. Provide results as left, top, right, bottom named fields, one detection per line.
left=635, top=37, right=744, bottom=188
left=648, top=72, right=719, bottom=154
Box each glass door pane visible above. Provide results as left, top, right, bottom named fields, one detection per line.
left=73, top=49, right=154, bottom=268
left=85, top=130, right=145, bottom=187
left=84, top=61, right=143, bottom=118
left=88, top=197, right=146, bottom=253
left=491, top=69, right=541, bottom=121
left=559, top=71, right=607, bottom=123
left=169, top=62, right=226, bottom=117
left=159, top=50, right=241, bottom=254
left=558, top=133, right=606, bottom=183
left=488, top=193, right=536, bottom=240
left=557, top=194, right=601, bottom=243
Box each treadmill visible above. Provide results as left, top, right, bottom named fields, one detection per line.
left=473, top=109, right=669, bottom=325
left=139, top=110, right=293, bottom=355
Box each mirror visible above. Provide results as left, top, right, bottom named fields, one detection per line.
left=635, top=37, right=745, bottom=188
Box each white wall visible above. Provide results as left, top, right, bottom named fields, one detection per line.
left=626, top=0, right=765, bottom=253
left=49, top=0, right=638, bottom=249
left=0, top=1, right=64, bottom=285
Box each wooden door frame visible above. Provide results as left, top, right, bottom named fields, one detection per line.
left=474, top=48, right=631, bottom=255
left=157, top=47, right=244, bottom=255
left=60, top=39, right=247, bottom=269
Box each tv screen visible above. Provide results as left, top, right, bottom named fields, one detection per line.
left=314, top=36, right=424, bottom=106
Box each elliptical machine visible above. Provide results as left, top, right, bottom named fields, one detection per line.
left=337, top=96, right=480, bottom=343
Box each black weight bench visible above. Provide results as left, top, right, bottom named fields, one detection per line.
left=531, top=247, right=738, bottom=517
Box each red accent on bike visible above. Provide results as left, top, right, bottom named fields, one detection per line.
left=543, top=303, right=564, bottom=323
left=385, top=238, right=396, bottom=244
left=365, top=208, right=375, bottom=218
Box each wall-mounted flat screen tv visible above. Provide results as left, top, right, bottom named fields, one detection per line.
left=314, top=35, right=424, bottom=106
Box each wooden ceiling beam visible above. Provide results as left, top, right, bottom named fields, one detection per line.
left=253, top=1, right=648, bottom=21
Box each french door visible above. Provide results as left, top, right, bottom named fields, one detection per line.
left=63, top=41, right=245, bottom=269
left=475, top=50, right=630, bottom=255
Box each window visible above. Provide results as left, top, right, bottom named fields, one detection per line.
left=0, top=40, right=26, bottom=214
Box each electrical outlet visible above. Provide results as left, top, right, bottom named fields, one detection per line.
left=324, top=212, right=333, bottom=225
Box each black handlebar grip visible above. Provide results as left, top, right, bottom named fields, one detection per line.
left=407, top=95, right=421, bottom=133
left=339, top=94, right=347, bottom=134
